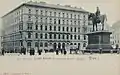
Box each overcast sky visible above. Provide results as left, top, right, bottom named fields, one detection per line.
left=0, top=0, right=120, bottom=29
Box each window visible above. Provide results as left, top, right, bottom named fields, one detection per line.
left=41, top=10, right=43, bottom=15
left=28, top=32, right=31, bottom=38
left=58, top=34, right=60, bottom=39
left=70, top=35, right=73, bottom=39
left=28, top=9, right=31, bottom=13
left=62, top=34, right=65, bottom=39
left=50, top=11, right=52, bottom=16
left=71, top=14, right=72, bottom=18
left=74, top=35, right=76, bottom=40
left=50, top=26, right=52, bottom=31
left=45, top=43, right=48, bottom=47
left=74, top=15, right=76, bottom=19
left=58, top=26, right=60, bottom=31
left=50, top=18, right=52, bottom=24
left=41, top=18, right=43, bottom=23
left=63, top=20, right=65, bottom=24
left=63, top=13, right=64, bottom=17
left=40, top=25, right=43, bottom=30
left=40, top=33, right=43, bottom=39
left=36, top=10, right=38, bottom=14
left=54, top=12, right=56, bottom=16
left=67, top=35, right=69, bottom=39
left=28, top=15, right=31, bottom=20
left=66, top=27, right=69, bottom=32
left=83, top=43, right=86, bottom=47
left=78, top=35, right=80, bottom=40
left=35, top=33, right=38, bottom=38
left=49, top=34, right=52, bottom=39
left=58, top=19, right=60, bottom=24
left=59, top=13, right=60, bottom=17
left=40, top=42, right=43, bottom=47
left=54, top=19, right=56, bottom=24
left=84, top=35, right=86, bottom=40
left=20, top=41, right=23, bottom=46
left=45, top=33, right=47, bottom=39
left=62, top=27, right=65, bottom=31
left=35, top=25, right=38, bottom=30
left=74, top=43, right=76, bottom=45
left=74, top=27, right=76, bottom=32
left=71, top=20, right=72, bottom=25
left=35, top=42, right=39, bottom=47
left=27, top=23, right=32, bottom=30
left=78, top=15, right=80, bottom=19
left=54, top=26, right=56, bottom=31
left=74, top=21, right=76, bottom=25
left=71, top=27, right=73, bottom=32
left=78, top=27, right=80, bottom=32
left=67, top=13, right=68, bottom=18
left=45, top=18, right=47, bottom=23
left=54, top=34, right=56, bottom=39
left=67, top=20, right=69, bottom=25
left=45, top=26, right=47, bottom=30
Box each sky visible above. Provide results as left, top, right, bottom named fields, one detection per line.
left=0, top=0, right=120, bottom=29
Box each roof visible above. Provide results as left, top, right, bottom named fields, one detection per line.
left=2, top=1, right=89, bottom=18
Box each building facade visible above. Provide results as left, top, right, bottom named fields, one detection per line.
left=1, top=1, right=89, bottom=52
left=112, top=21, right=120, bottom=48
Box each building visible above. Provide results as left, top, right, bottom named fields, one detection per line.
left=1, top=1, right=89, bottom=52
left=112, top=21, right=120, bottom=48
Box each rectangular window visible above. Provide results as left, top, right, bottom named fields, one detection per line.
left=49, top=34, right=52, bottom=39
left=40, top=25, right=43, bottom=30
left=54, top=26, right=56, bottom=31
left=40, top=34, right=43, bottom=39
left=28, top=32, right=31, bottom=38
left=58, top=26, right=60, bottom=31
left=78, top=35, right=80, bottom=40
left=54, top=34, right=56, bottom=39
left=50, top=26, right=52, bottom=31
left=63, top=27, right=64, bottom=31
left=45, top=26, right=47, bottom=30
left=35, top=33, right=38, bottom=38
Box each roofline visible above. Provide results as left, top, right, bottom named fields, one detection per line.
left=2, top=3, right=89, bottom=18
left=1, top=3, right=26, bottom=18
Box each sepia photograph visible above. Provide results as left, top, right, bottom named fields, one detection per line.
left=0, top=0, right=120, bottom=75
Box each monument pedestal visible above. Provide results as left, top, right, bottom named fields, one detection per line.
left=85, top=30, right=113, bottom=53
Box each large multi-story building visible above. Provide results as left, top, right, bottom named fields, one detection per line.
left=1, top=1, right=89, bottom=52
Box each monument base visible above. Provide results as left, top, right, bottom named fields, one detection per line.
left=85, top=30, right=113, bottom=53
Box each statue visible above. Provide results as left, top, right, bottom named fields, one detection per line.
left=88, top=7, right=107, bottom=31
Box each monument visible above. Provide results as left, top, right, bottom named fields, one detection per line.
left=85, top=7, right=113, bottom=53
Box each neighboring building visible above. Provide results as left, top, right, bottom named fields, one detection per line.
left=1, top=1, right=89, bottom=52
left=112, top=21, right=120, bottom=48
